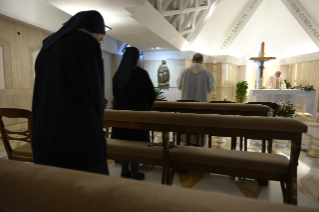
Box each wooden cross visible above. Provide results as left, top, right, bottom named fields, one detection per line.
left=249, top=42, right=276, bottom=88
left=279, top=81, right=283, bottom=90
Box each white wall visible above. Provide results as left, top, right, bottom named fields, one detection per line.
left=102, top=51, right=112, bottom=108
left=245, top=66, right=257, bottom=90
left=0, top=0, right=71, bottom=33
left=0, top=46, right=4, bottom=89
left=100, top=34, right=124, bottom=55
left=32, top=50, right=40, bottom=80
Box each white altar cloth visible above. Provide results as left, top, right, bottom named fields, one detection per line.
left=248, top=89, right=318, bottom=119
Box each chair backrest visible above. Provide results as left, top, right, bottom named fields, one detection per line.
left=0, top=108, right=32, bottom=159
left=176, top=100, right=199, bottom=102
left=111, top=98, right=114, bottom=108
left=209, top=101, right=235, bottom=103
left=152, top=102, right=269, bottom=116
left=246, top=102, right=279, bottom=117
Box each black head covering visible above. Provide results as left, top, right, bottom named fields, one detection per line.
left=113, top=47, right=140, bottom=90
left=43, top=10, right=105, bottom=51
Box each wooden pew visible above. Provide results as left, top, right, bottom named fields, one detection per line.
left=1, top=160, right=317, bottom=212
left=151, top=101, right=270, bottom=149
left=104, top=110, right=307, bottom=205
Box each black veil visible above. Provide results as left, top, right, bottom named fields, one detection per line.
left=113, top=47, right=140, bottom=90
left=43, top=10, right=105, bottom=51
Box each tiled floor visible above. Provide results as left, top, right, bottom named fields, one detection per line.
left=1, top=112, right=319, bottom=209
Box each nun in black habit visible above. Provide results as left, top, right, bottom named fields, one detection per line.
left=32, top=11, right=109, bottom=175
left=112, top=47, right=156, bottom=180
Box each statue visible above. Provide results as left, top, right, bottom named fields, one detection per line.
left=157, top=60, right=170, bottom=86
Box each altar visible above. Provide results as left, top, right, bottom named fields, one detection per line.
left=248, top=89, right=318, bottom=119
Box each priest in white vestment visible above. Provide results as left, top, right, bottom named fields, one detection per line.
left=177, top=53, right=215, bottom=146
left=177, top=53, right=215, bottom=102
left=266, top=71, right=285, bottom=89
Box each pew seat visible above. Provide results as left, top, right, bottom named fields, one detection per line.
left=1, top=159, right=317, bottom=212
left=170, top=146, right=289, bottom=174
left=11, top=143, right=33, bottom=159
left=108, top=139, right=162, bottom=160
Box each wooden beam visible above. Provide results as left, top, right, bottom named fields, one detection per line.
left=181, top=12, right=195, bottom=30
left=155, top=0, right=163, bottom=14
left=162, top=0, right=173, bottom=12
left=182, top=0, right=192, bottom=10
left=249, top=57, right=276, bottom=61
left=169, top=14, right=181, bottom=26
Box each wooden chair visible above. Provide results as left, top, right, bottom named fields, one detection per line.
left=176, top=100, right=199, bottom=102
left=104, top=99, right=108, bottom=109
left=246, top=102, right=279, bottom=117
left=242, top=102, right=280, bottom=153
left=0, top=108, right=33, bottom=162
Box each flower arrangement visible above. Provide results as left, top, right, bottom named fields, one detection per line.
left=154, top=86, right=166, bottom=100
left=276, top=101, right=296, bottom=118
left=300, top=84, right=315, bottom=91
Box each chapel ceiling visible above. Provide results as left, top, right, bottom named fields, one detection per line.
left=44, top=0, right=319, bottom=62
left=147, top=0, right=216, bottom=41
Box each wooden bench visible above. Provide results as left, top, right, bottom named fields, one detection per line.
left=104, top=110, right=307, bottom=204
left=151, top=101, right=270, bottom=150
left=1, top=160, right=317, bottom=212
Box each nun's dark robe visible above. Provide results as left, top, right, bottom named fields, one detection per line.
left=111, top=67, right=156, bottom=142
left=32, top=31, right=107, bottom=172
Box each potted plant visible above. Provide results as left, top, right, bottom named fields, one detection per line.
left=284, top=80, right=291, bottom=89
left=235, top=81, right=248, bottom=103
left=154, top=86, right=166, bottom=100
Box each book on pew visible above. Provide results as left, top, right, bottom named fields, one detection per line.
left=148, top=142, right=175, bottom=149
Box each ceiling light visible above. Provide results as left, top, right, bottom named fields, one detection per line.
left=153, top=47, right=160, bottom=50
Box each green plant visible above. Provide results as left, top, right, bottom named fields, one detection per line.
left=235, top=81, right=248, bottom=103
left=284, top=80, right=291, bottom=89
left=258, top=86, right=265, bottom=89
left=154, top=86, right=166, bottom=100
left=276, top=101, right=296, bottom=118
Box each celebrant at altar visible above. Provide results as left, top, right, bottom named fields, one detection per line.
left=266, top=71, right=285, bottom=89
